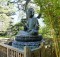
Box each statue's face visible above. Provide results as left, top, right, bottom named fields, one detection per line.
left=27, top=8, right=34, bottom=18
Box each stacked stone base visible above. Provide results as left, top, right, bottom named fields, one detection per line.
left=12, top=35, right=43, bottom=50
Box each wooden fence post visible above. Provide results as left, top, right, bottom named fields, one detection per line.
left=7, top=48, right=8, bottom=57
left=40, top=42, right=45, bottom=57
left=24, top=46, right=31, bottom=57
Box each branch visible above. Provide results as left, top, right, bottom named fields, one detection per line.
left=37, top=13, right=42, bottom=18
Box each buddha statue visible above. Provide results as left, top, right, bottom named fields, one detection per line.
left=12, top=8, right=43, bottom=49
left=17, top=8, right=39, bottom=36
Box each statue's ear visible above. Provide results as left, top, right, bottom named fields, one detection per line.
left=32, top=11, right=34, bottom=16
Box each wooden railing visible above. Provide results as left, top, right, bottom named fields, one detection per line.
left=0, top=43, right=24, bottom=57
left=0, top=38, right=59, bottom=57
left=31, top=44, right=56, bottom=57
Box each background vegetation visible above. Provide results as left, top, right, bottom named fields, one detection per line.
left=0, top=0, right=60, bottom=57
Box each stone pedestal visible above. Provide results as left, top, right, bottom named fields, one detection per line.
left=12, top=35, right=43, bottom=50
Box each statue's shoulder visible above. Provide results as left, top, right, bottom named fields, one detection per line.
left=33, top=17, right=36, bottom=19
left=33, top=17, right=38, bottom=21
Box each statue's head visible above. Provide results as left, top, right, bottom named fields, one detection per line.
left=27, top=8, right=34, bottom=18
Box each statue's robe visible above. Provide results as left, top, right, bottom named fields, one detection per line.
left=26, top=17, right=39, bottom=34
left=17, top=17, right=39, bottom=36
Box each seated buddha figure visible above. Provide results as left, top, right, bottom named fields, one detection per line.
left=17, top=8, right=39, bottom=36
